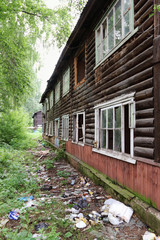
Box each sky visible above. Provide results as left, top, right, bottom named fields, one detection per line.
left=38, top=0, right=62, bottom=93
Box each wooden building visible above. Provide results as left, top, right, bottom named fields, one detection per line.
left=40, top=0, right=160, bottom=210
left=32, top=111, right=42, bottom=128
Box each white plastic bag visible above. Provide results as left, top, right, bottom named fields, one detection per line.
left=108, top=213, right=123, bottom=225
left=109, top=202, right=133, bottom=223
left=142, top=231, right=156, bottom=240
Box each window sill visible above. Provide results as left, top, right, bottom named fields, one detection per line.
left=72, top=141, right=85, bottom=147
left=74, top=78, right=86, bottom=89
left=92, top=148, right=136, bottom=164
left=94, top=27, right=139, bottom=70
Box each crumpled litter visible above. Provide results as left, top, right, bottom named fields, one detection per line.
left=18, top=196, right=33, bottom=202
left=102, top=198, right=133, bottom=225
left=142, top=231, right=156, bottom=240
left=8, top=211, right=20, bottom=220
left=0, top=219, right=9, bottom=227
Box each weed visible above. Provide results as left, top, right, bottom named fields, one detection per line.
left=57, top=170, right=71, bottom=178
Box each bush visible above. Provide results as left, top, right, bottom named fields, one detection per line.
left=0, top=109, right=28, bottom=145
left=0, top=109, right=40, bottom=149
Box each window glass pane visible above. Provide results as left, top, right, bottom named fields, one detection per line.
left=102, top=110, right=106, bottom=128
left=114, top=129, right=121, bottom=151
left=108, top=108, right=113, bottom=128
left=103, top=38, right=107, bottom=57
left=115, top=106, right=121, bottom=128
left=103, top=21, right=107, bottom=57
left=124, top=0, right=130, bottom=13
left=124, top=10, right=130, bottom=36
left=108, top=10, right=113, bottom=32
left=97, top=28, right=101, bottom=45
left=115, top=20, right=122, bottom=44
left=101, top=130, right=106, bottom=148
left=108, top=130, right=113, bottom=149
left=130, top=103, right=134, bottom=128
left=108, top=30, right=114, bottom=51
left=115, top=0, right=121, bottom=23
left=97, top=46, right=101, bottom=63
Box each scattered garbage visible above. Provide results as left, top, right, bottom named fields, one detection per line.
left=32, top=233, right=47, bottom=240
left=77, top=198, right=88, bottom=209
left=0, top=219, right=9, bottom=227
left=35, top=222, right=48, bottom=231
left=18, top=196, right=34, bottom=202
left=76, top=220, right=87, bottom=229
left=101, top=198, right=133, bottom=225
left=41, top=185, right=52, bottom=191
left=71, top=179, right=76, bottom=185
left=142, top=231, right=156, bottom=240
left=8, top=211, right=20, bottom=220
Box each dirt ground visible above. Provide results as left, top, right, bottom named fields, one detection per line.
left=4, top=142, right=152, bottom=240
left=31, top=143, right=149, bottom=239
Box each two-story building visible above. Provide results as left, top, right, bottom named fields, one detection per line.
left=40, top=0, right=160, bottom=213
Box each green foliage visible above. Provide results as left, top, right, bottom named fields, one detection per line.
left=0, top=109, right=28, bottom=146
left=57, top=170, right=71, bottom=178
left=0, top=147, right=39, bottom=216
left=54, top=148, right=66, bottom=161
left=150, top=4, right=160, bottom=17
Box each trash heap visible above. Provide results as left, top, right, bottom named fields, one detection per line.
left=65, top=197, right=134, bottom=229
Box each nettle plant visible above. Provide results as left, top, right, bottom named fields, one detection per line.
left=150, top=4, right=160, bottom=17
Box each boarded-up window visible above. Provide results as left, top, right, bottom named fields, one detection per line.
left=62, top=115, right=69, bottom=140
left=74, top=47, right=86, bottom=87
left=55, top=82, right=60, bottom=103
left=63, top=67, right=70, bottom=96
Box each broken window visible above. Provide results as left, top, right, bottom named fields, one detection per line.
left=72, top=112, right=85, bottom=144
left=94, top=93, right=135, bottom=157
left=74, top=47, right=86, bottom=87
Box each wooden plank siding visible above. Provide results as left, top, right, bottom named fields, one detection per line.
left=41, top=0, right=160, bottom=209
left=66, top=141, right=160, bottom=210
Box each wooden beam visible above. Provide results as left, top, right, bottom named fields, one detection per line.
left=154, top=0, right=160, bottom=162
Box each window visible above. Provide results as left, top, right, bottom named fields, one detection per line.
left=45, top=121, right=48, bottom=135
left=73, top=112, right=85, bottom=144
left=74, top=48, right=86, bottom=87
left=95, top=0, right=134, bottom=64
left=62, top=115, right=69, bottom=140
left=94, top=93, right=135, bottom=158
left=55, top=82, right=60, bottom=103
left=49, top=121, right=53, bottom=136
left=50, top=91, right=53, bottom=109
left=63, top=67, right=70, bottom=96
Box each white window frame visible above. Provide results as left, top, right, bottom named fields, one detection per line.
left=46, top=98, right=49, bottom=111
left=62, top=115, right=69, bottom=141
left=72, top=112, right=85, bottom=145
left=95, top=0, right=137, bottom=65
left=45, top=121, right=48, bottom=136
left=50, top=91, right=53, bottom=109
left=93, top=93, right=136, bottom=164
left=63, top=67, right=70, bottom=97
left=55, top=82, right=60, bottom=104
left=49, top=121, right=53, bottom=136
